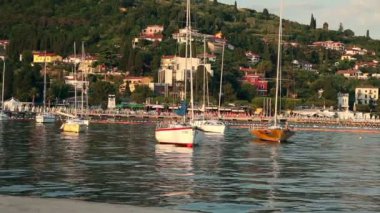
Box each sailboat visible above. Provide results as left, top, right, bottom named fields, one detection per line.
left=155, top=0, right=203, bottom=147
left=191, top=36, right=226, bottom=134
left=0, top=55, right=9, bottom=120
left=36, top=51, right=56, bottom=123
left=61, top=42, right=86, bottom=133
left=250, top=0, right=294, bottom=142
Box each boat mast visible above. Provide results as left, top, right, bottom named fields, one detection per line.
left=1, top=54, right=5, bottom=111
left=274, top=0, right=283, bottom=126
left=188, top=0, right=194, bottom=121
left=202, top=35, right=206, bottom=118
left=43, top=51, right=47, bottom=112
left=81, top=41, right=85, bottom=117
left=218, top=41, right=225, bottom=118
left=73, top=42, right=77, bottom=117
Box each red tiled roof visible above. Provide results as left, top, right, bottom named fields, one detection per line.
left=161, top=55, right=175, bottom=59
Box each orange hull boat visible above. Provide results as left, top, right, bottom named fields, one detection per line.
left=250, top=127, right=294, bottom=142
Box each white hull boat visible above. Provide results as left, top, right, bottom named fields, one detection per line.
left=36, top=113, right=56, bottom=123
left=155, top=123, right=203, bottom=147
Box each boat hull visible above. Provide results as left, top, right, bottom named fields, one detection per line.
left=0, top=111, right=9, bottom=121
left=61, top=123, right=84, bottom=133
left=155, top=127, right=202, bottom=147
left=36, top=114, right=55, bottom=123
left=250, top=128, right=294, bottom=142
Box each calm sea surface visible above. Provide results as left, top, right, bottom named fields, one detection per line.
left=0, top=121, right=379, bottom=212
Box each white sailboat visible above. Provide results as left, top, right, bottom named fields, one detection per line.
left=155, top=0, right=203, bottom=147
left=0, top=55, right=9, bottom=120
left=61, top=42, right=86, bottom=133
left=250, top=0, right=294, bottom=142
left=36, top=51, right=56, bottom=123
left=191, top=36, right=226, bottom=134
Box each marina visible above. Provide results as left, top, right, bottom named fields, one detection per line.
left=0, top=121, right=379, bottom=212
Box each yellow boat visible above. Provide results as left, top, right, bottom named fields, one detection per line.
left=250, top=126, right=294, bottom=142
left=60, top=118, right=86, bottom=133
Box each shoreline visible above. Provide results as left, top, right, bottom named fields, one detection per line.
left=0, top=195, right=186, bottom=213
left=5, top=111, right=380, bottom=128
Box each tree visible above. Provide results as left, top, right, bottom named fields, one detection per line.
left=309, top=14, right=316, bottom=29
left=237, top=83, right=256, bottom=101
left=338, top=23, right=344, bottom=32
left=343, top=29, right=355, bottom=37
left=234, top=1, right=238, bottom=11
left=130, top=85, right=154, bottom=103
left=262, top=8, right=269, bottom=19
left=366, top=29, right=370, bottom=39
left=257, top=60, right=273, bottom=75
left=88, top=81, right=116, bottom=108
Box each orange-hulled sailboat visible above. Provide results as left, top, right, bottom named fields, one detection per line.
left=250, top=0, right=294, bottom=143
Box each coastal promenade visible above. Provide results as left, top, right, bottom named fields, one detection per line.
left=0, top=195, right=186, bottom=213
left=6, top=107, right=380, bottom=128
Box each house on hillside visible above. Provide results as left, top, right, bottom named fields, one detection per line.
left=157, top=55, right=213, bottom=98
left=196, top=52, right=216, bottom=63
left=63, top=54, right=99, bottom=73
left=341, top=55, right=357, bottom=61
left=245, top=51, right=260, bottom=64
left=292, top=60, right=315, bottom=71
left=33, top=51, right=62, bottom=63
left=119, top=76, right=153, bottom=93
left=0, top=40, right=9, bottom=47
left=239, top=67, right=268, bottom=96
left=172, top=28, right=213, bottom=43
left=345, top=46, right=368, bottom=55
left=311, top=41, right=345, bottom=51
left=157, top=55, right=213, bottom=87
left=336, top=69, right=368, bottom=79
left=134, top=25, right=164, bottom=44
left=355, top=86, right=379, bottom=105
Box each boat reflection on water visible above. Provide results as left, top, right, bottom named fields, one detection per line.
left=155, top=144, right=195, bottom=200
left=251, top=139, right=281, bottom=210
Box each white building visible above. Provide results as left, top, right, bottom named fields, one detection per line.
left=355, top=87, right=378, bottom=105
left=345, top=46, right=368, bottom=56
left=337, top=92, right=349, bottom=111
left=108, top=94, right=116, bottom=109
left=157, top=55, right=213, bottom=86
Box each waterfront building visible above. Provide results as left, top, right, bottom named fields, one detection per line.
left=355, top=87, right=379, bottom=105
left=337, top=92, right=349, bottom=111
left=108, top=94, right=116, bottom=109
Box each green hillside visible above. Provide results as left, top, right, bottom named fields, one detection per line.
left=1, top=0, right=380, bottom=111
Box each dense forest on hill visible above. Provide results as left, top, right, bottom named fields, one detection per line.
left=1, top=0, right=380, bottom=111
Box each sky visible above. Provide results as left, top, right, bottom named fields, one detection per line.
left=220, top=0, right=380, bottom=40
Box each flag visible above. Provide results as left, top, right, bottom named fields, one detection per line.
left=175, top=101, right=187, bottom=116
